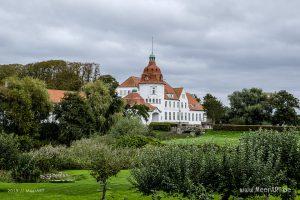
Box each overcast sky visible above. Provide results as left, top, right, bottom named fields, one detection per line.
left=1, top=0, right=300, bottom=104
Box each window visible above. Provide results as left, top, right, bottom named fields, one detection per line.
left=151, top=86, right=157, bottom=95
left=165, top=101, right=167, bottom=107
left=169, top=101, right=171, bottom=107
left=146, top=99, right=148, bottom=103
left=177, top=102, right=179, bottom=108
left=156, top=99, right=158, bottom=104
left=185, top=113, right=187, bottom=120
left=185, top=103, right=187, bottom=108
left=192, top=113, right=194, bottom=121
left=149, top=99, right=151, bottom=103
left=188, top=113, right=191, bottom=121
left=181, top=113, right=183, bottom=120
left=196, top=113, right=198, bottom=121
left=182, top=94, right=185, bottom=99
left=169, top=112, right=172, bottom=120
left=165, top=112, right=168, bottom=120
left=173, top=102, right=175, bottom=108
left=152, top=99, right=155, bottom=103
left=159, top=99, right=161, bottom=104
left=177, top=112, right=180, bottom=120
left=181, top=102, right=183, bottom=108
left=173, top=112, right=176, bottom=120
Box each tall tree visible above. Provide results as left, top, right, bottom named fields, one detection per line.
left=202, top=93, right=225, bottom=124
left=124, top=104, right=150, bottom=122
left=99, top=75, right=125, bottom=131
left=270, top=90, right=300, bottom=126
left=0, top=77, right=52, bottom=136
left=228, top=88, right=272, bottom=125
left=54, top=93, right=95, bottom=146
left=82, top=80, right=113, bottom=134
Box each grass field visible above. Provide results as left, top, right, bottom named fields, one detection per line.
left=164, top=130, right=244, bottom=146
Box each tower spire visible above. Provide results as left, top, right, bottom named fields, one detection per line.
left=149, top=36, right=155, bottom=62
left=151, top=36, right=153, bottom=54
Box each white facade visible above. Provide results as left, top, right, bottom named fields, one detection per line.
left=117, top=55, right=207, bottom=125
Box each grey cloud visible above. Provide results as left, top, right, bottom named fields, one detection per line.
left=0, top=0, right=300, bottom=106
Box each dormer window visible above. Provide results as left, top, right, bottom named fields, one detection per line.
left=167, top=94, right=174, bottom=98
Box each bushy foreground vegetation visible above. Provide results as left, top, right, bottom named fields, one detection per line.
left=132, top=129, right=300, bottom=199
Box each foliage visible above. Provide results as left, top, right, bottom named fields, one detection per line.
left=124, top=104, right=150, bottom=122
left=11, top=154, right=41, bottom=183
left=132, top=130, right=300, bottom=199
left=131, top=145, right=213, bottom=199
left=109, top=116, right=148, bottom=137
left=270, top=90, right=300, bottom=126
left=0, top=77, right=52, bottom=137
left=202, top=93, right=225, bottom=124
left=83, top=80, right=113, bottom=134
left=213, top=124, right=300, bottom=131
left=0, top=170, right=12, bottom=182
left=40, top=172, right=74, bottom=183
left=0, top=64, right=22, bottom=82
left=228, top=88, right=272, bottom=125
left=54, top=93, right=95, bottom=146
left=90, top=147, right=128, bottom=200
left=28, top=145, right=70, bottom=173
left=0, top=133, right=19, bottom=170
left=149, top=122, right=176, bottom=132
left=116, top=135, right=161, bottom=148
left=99, top=75, right=125, bottom=133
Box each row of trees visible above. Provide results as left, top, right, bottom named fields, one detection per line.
left=203, top=88, right=300, bottom=125
left=0, top=60, right=101, bottom=91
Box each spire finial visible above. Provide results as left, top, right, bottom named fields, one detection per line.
left=151, top=36, right=154, bottom=54
left=149, top=36, right=155, bottom=61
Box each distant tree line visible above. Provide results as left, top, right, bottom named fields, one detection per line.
left=203, top=88, right=300, bottom=126
left=0, top=60, right=101, bottom=91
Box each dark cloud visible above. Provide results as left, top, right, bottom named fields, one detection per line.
left=0, top=0, right=300, bottom=105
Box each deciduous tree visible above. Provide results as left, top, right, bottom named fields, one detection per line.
left=203, top=93, right=225, bottom=124
left=270, top=90, right=300, bottom=126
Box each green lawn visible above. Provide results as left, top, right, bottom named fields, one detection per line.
left=163, top=130, right=244, bottom=146
left=0, top=170, right=296, bottom=200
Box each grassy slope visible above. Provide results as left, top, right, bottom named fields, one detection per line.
left=163, top=130, right=244, bottom=146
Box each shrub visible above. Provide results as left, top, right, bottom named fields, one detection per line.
left=213, top=124, right=300, bottom=132
left=11, top=154, right=41, bottom=183
left=109, top=116, right=148, bottom=137
left=116, top=135, right=161, bottom=148
left=132, top=130, right=300, bottom=199
left=149, top=122, right=176, bottom=132
left=132, top=145, right=214, bottom=198
left=28, top=145, right=72, bottom=172
left=0, top=170, right=12, bottom=182
left=0, top=133, right=19, bottom=170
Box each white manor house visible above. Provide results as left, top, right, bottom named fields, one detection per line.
left=116, top=53, right=207, bottom=125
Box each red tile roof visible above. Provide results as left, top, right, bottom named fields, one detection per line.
left=47, top=89, right=68, bottom=103
left=174, top=88, right=183, bottom=99
left=164, top=81, right=179, bottom=100
left=119, top=76, right=140, bottom=87
left=186, top=93, right=204, bottom=111
left=123, top=92, right=156, bottom=111
left=140, top=61, right=164, bottom=84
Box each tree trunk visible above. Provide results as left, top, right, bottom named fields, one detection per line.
left=101, top=181, right=107, bottom=200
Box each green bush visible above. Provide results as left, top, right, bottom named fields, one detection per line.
left=116, top=135, right=161, bottom=148
left=11, top=154, right=41, bottom=183
left=132, top=129, right=300, bottom=199
left=109, top=116, right=148, bottom=137
left=28, top=145, right=73, bottom=172
left=0, top=133, right=19, bottom=170
left=149, top=122, right=176, bottom=132
left=213, top=124, right=300, bottom=131
left=0, top=170, right=12, bottom=182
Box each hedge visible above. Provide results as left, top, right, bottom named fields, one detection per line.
left=213, top=124, right=300, bottom=132
left=149, top=122, right=177, bottom=132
